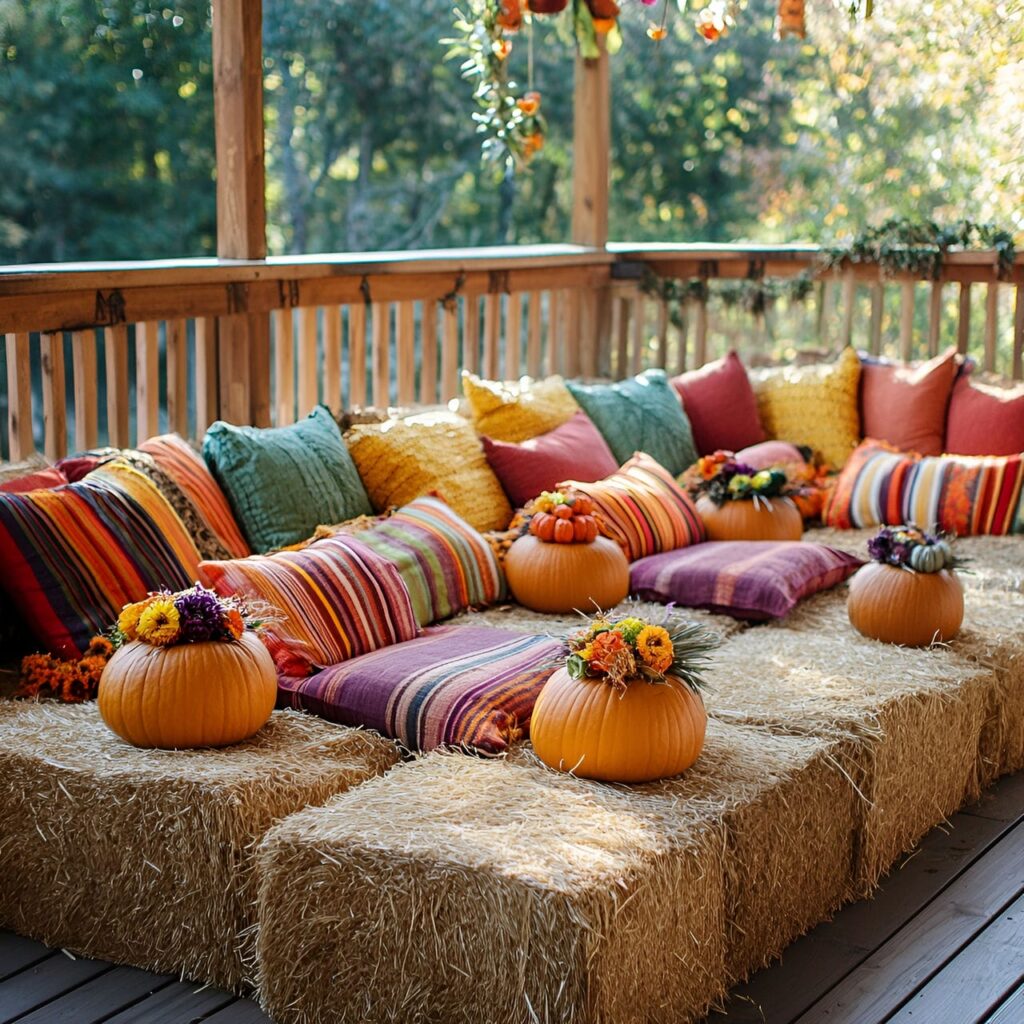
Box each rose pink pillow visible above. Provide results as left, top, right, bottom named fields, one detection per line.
left=860, top=348, right=958, bottom=456
left=671, top=351, right=765, bottom=456
left=945, top=374, right=1024, bottom=456
left=481, top=411, right=618, bottom=508
left=735, top=440, right=805, bottom=470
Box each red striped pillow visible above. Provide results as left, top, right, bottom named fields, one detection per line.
left=199, top=535, right=420, bottom=678
left=560, top=452, right=706, bottom=561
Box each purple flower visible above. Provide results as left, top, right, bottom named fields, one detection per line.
left=867, top=534, right=891, bottom=562
left=174, top=586, right=229, bottom=643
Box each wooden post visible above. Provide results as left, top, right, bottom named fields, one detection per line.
left=213, top=0, right=269, bottom=424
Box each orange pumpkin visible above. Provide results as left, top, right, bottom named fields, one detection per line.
left=530, top=512, right=557, bottom=542
left=504, top=534, right=629, bottom=614
left=572, top=495, right=594, bottom=516
left=847, top=563, right=964, bottom=647
left=554, top=518, right=575, bottom=543
left=98, top=633, right=277, bottom=749
left=696, top=495, right=803, bottom=542
left=531, top=668, right=707, bottom=782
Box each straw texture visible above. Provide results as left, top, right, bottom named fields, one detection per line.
left=255, top=719, right=858, bottom=1023
left=0, top=704, right=400, bottom=992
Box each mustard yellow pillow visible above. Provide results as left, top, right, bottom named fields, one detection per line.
left=345, top=412, right=513, bottom=532
left=461, top=372, right=579, bottom=443
left=750, top=348, right=862, bottom=468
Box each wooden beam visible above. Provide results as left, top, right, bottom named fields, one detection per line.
left=571, top=42, right=609, bottom=247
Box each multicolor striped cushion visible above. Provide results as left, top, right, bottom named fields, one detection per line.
left=199, top=535, right=420, bottom=678
left=277, top=625, right=562, bottom=754
left=357, top=495, right=506, bottom=627
left=0, top=463, right=200, bottom=658
left=560, top=452, right=706, bottom=561
left=825, top=439, right=1024, bottom=536
left=138, top=434, right=251, bottom=559
left=630, top=541, right=863, bottom=621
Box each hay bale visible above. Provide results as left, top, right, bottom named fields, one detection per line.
left=0, top=703, right=400, bottom=992
left=705, top=627, right=991, bottom=889
left=255, top=719, right=858, bottom=1023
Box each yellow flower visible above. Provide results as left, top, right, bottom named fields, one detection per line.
left=136, top=599, right=181, bottom=647
left=579, top=644, right=594, bottom=661
left=117, top=597, right=157, bottom=641
left=614, top=617, right=646, bottom=644
left=635, top=625, right=673, bottom=674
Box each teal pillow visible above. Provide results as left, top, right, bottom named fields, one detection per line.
left=566, top=370, right=698, bottom=475
left=203, top=406, right=372, bottom=553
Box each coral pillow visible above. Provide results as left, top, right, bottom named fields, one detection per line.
left=0, top=466, right=67, bottom=492
left=671, top=351, right=765, bottom=455
left=345, top=411, right=512, bottom=533
left=735, top=441, right=805, bottom=470
left=199, top=534, right=420, bottom=678
left=630, top=541, right=863, bottom=621
left=481, top=411, right=618, bottom=508
left=462, top=372, right=580, bottom=443
left=860, top=348, right=958, bottom=456
left=945, top=374, right=1024, bottom=456
left=560, top=452, right=705, bottom=562
left=750, top=348, right=861, bottom=469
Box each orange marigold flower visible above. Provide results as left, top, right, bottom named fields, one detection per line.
left=225, top=609, right=245, bottom=641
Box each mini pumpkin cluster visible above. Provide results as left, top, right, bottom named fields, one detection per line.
left=527, top=491, right=600, bottom=545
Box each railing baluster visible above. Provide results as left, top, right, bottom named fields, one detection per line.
left=546, top=290, right=562, bottom=377
left=420, top=301, right=438, bottom=406
left=612, top=295, right=628, bottom=379
left=71, top=330, right=99, bottom=450
left=984, top=283, right=999, bottom=373
left=194, top=318, right=217, bottom=435
left=579, top=289, right=597, bottom=379
left=840, top=272, right=856, bottom=349
left=5, top=332, right=33, bottom=460
left=483, top=293, right=501, bottom=380
left=957, top=283, right=972, bottom=356
left=1013, top=283, right=1023, bottom=381
left=372, top=302, right=390, bottom=408
left=655, top=298, right=669, bottom=371
left=397, top=301, right=416, bottom=405
left=298, top=307, right=319, bottom=416
left=40, top=332, right=67, bottom=460
left=899, top=281, right=915, bottom=361
left=675, top=304, right=688, bottom=375
left=323, top=305, right=342, bottom=413
left=565, top=289, right=582, bottom=378
left=136, top=322, right=160, bottom=442
left=463, top=295, right=480, bottom=377
left=441, top=300, right=459, bottom=402
left=694, top=293, right=708, bottom=369
left=349, top=302, right=367, bottom=409
left=927, top=281, right=943, bottom=357
left=869, top=283, right=883, bottom=356
left=166, top=319, right=189, bottom=437
left=272, top=308, right=295, bottom=426
left=504, top=292, right=522, bottom=379
left=526, top=292, right=542, bottom=378
left=630, top=293, right=644, bottom=376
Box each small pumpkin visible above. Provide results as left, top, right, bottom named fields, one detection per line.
left=529, top=512, right=557, bottom=542
left=847, top=563, right=964, bottom=647
left=696, top=494, right=803, bottom=542
left=554, top=518, right=575, bottom=543
left=504, top=535, right=629, bottom=614
left=98, top=633, right=277, bottom=749
left=553, top=504, right=574, bottom=520
left=572, top=495, right=594, bottom=516
left=531, top=668, right=707, bottom=783
left=909, top=543, right=945, bottom=574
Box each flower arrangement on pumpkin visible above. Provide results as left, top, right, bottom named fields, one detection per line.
left=684, top=451, right=795, bottom=507
left=565, top=610, right=718, bottom=692
left=114, top=584, right=258, bottom=649
left=524, top=489, right=601, bottom=544
left=16, top=636, right=115, bottom=703
left=866, top=524, right=959, bottom=574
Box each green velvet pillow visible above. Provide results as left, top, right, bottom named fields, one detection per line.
left=566, top=370, right=698, bottom=475
left=203, top=406, right=372, bottom=553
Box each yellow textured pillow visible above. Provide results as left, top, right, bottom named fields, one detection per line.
left=751, top=347, right=862, bottom=468
left=345, top=412, right=513, bottom=532
left=462, top=372, right=579, bottom=443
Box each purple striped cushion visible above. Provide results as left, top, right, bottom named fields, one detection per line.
left=278, top=625, right=562, bottom=754
left=630, top=541, right=863, bottom=621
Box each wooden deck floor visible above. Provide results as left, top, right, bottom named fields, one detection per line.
left=1, top=772, right=1021, bottom=1024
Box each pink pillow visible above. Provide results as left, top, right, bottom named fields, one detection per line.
left=671, top=351, right=765, bottom=455
left=860, top=348, right=958, bottom=456
left=735, top=441, right=805, bottom=470
left=481, top=411, right=618, bottom=508
left=945, top=373, right=1024, bottom=456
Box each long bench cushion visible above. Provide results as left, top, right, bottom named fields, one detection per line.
left=277, top=625, right=561, bottom=754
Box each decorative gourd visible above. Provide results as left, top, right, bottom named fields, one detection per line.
left=847, top=563, right=964, bottom=647
left=98, top=633, right=277, bottom=749
left=909, top=543, right=945, bottom=574
left=531, top=668, right=707, bottom=783
left=696, top=494, right=803, bottom=542
left=504, top=535, right=629, bottom=614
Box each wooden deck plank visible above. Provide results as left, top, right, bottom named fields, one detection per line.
left=0, top=952, right=110, bottom=1022
left=0, top=933, right=50, bottom=983
left=887, top=891, right=1024, bottom=1023
left=201, top=998, right=276, bottom=1023
left=99, top=980, right=236, bottom=1024
left=12, top=965, right=174, bottom=1024
left=792, top=823, right=1024, bottom=1024
left=961, top=771, right=1024, bottom=823
left=986, top=981, right=1024, bottom=1023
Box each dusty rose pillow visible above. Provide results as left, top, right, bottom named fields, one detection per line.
left=672, top=351, right=765, bottom=456
left=481, top=410, right=618, bottom=508
left=859, top=348, right=958, bottom=456
left=735, top=440, right=805, bottom=470
left=945, top=373, right=1024, bottom=456
left=0, top=466, right=68, bottom=492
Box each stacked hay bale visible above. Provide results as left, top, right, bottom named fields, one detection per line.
left=0, top=703, right=400, bottom=991
left=255, top=718, right=859, bottom=1023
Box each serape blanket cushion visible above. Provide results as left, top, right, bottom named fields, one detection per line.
left=630, top=541, right=863, bottom=621
left=203, top=405, right=372, bottom=553
left=560, top=452, right=706, bottom=561
left=138, top=434, right=251, bottom=559
left=566, top=369, right=698, bottom=476
left=199, top=534, right=419, bottom=678
left=462, top=372, right=580, bottom=443
left=277, top=625, right=562, bottom=754
left=0, top=463, right=199, bottom=658
left=357, top=495, right=506, bottom=627
left=824, top=439, right=1024, bottom=536
left=481, top=410, right=618, bottom=508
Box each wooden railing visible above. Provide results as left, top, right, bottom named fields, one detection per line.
left=1, top=243, right=1022, bottom=463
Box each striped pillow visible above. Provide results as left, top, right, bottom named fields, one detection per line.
left=825, top=439, right=1024, bottom=536
left=0, top=463, right=200, bottom=658
left=561, top=452, right=706, bottom=561
left=199, top=535, right=420, bottom=678
left=278, top=625, right=562, bottom=754
left=357, top=495, right=506, bottom=627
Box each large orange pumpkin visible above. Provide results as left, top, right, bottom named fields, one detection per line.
left=847, top=563, right=964, bottom=647
left=696, top=495, right=803, bottom=542
left=531, top=668, right=707, bottom=782
left=504, top=535, right=629, bottom=614
left=98, top=633, right=277, bottom=749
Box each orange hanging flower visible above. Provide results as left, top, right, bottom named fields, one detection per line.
left=517, top=91, right=541, bottom=116
left=647, top=24, right=668, bottom=40
left=493, top=38, right=513, bottom=60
